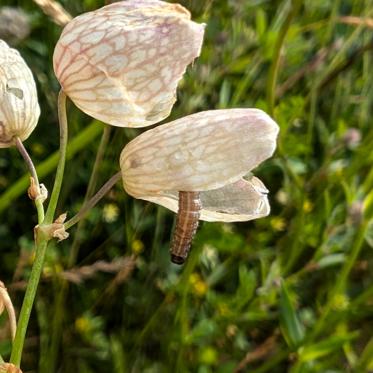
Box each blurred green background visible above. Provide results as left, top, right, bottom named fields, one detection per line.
left=0, top=0, right=373, bottom=372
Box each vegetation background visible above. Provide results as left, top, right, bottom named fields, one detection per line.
left=0, top=0, right=372, bottom=372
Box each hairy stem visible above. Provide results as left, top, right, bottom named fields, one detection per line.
left=64, top=171, right=122, bottom=230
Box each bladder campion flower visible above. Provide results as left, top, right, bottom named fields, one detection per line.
left=53, top=0, right=205, bottom=128
left=120, top=109, right=279, bottom=263
left=0, top=40, right=40, bottom=148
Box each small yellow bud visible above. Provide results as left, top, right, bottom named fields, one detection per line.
left=303, top=200, right=313, bottom=213
left=102, top=203, right=119, bottom=223
left=75, top=317, right=90, bottom=334
left=131, top=239, right=144, bottom=254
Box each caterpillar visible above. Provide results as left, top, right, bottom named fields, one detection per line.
left=170, top=191, right=201, bottom=264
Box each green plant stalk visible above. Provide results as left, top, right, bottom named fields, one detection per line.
left=64, top=171, right=122, bottom=230
left=309, top=220, right=368, bottom=341
left=266, top=0, right=302, bottom=116
left=44, top=90, right=69, bottom=224
left=10, top=240, right=48, bottom=366
left=10, top=89, right=69, bottom=367
left=83, top=125, right=112, bottom=211
left=0, top=121, right=103, bottom=214
left=68, top=124, right=112, bottom=266
left=14, top=137, right=45, bottom=222
left=47, top=125, right=111, bottom=373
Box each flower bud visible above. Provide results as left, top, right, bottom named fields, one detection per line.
left=0, top=40, right=40, bottom=148
left=53, top=0, right=205, bottom=128
left=120, top=109, right=279, bottom=221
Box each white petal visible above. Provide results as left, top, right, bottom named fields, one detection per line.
left=120, top=109, right=279, bottom=198
left=0, top=40, right=40, bottom=148
left=53, top=1, right=205, bottom=128
left=141, top=177, right=270, bottom=222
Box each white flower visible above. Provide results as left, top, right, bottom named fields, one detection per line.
left=0, top=40, right=40, bottom=148
left=120, top=109, right=279, bottom=222
left=53, top=0, right=205, bottom=128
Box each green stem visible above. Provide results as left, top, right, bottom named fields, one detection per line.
left=15, top=137, right=40, bottom=188
left=15, top=137, right=45, bottom=222
left=0, top=121, right=103, bottom=214
left=10, top=89, right=69, bottom=367
left=44, top=90, right=68, bottom=224
left=64, top=171, right=122, bottom=231
left=84, top=126, right=112, bottom=209
left=67, top=125, right=112, bottom=266
left=47, top=126, right=111, bottom=372
left=309, top=220, right=368, bottom=341
left=10, top=240, right=48, bottom=366
left=266, top=0, right=302, bottom=116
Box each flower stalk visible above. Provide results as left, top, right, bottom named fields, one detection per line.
left=10, top=89, right=69, bottom=367
left=64, top=171, right=122, bottom=231
left=14, top=137, right=45, bottom=222
left=45, top=90, right=68, bottom=224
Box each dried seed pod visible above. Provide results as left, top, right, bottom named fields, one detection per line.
left=53, top=0, right=205, bottom=128
left=0, top=40, right=40, bottom=148
left=120, top=109, right=279, bottom=263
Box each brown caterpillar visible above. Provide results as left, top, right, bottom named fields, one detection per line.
left=170, top=191, right=202, bottom=265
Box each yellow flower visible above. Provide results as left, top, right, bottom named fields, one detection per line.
left=303, top=200, right=313, bottom=213
left=132, top=239, right=144, bottom=254
left=331, top=293, right=349, bottom=311
left=270, top=217, right=286, bottom=231
left=75, top=317, right=90, bottom=334
left=102, top=203, right=119, bottom=223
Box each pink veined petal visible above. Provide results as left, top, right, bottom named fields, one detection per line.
left=141, top=177, right=270, bottom=222
left=120, top=109, right=279, bottom=198
left=53, top=0, right=205, bottom=128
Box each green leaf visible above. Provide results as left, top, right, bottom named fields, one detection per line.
left=255, top=8, right=267, bottom=38
left=184, top=319, right=217, bottom=345
left=279, top=280, right=305, bottom=349
left=317, top=253, right=345, bottom=269
left=218, top=79, right=231, bottom=108
left=356, top=337, right=373, bottom=372
left=299, top=332, right=359, bottom=362
left=233, top=265, right=256, bottom=309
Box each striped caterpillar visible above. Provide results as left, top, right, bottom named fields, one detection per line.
left=170, top=191, right=202, bottom=264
